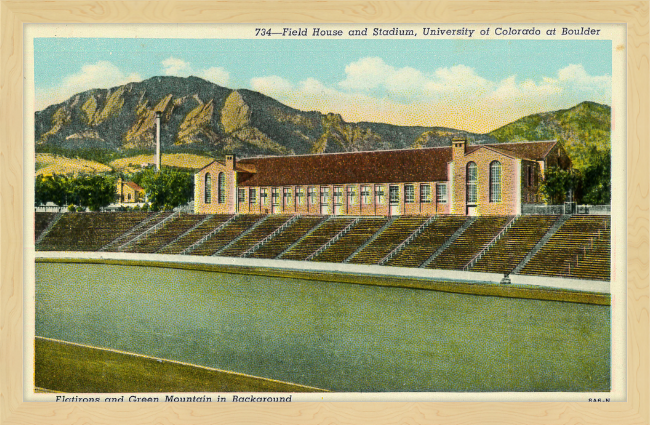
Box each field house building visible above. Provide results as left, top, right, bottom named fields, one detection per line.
left=194, top=138, right=571, bottom=217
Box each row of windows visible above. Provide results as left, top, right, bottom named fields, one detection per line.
left=215, top=183, right=449, bottom=206
left=466, top=161, right=502, bottom=204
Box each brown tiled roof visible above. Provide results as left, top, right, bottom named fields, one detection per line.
left=215, top=140, right=557, bottom=187
left=236, top=147, right=452, bottom=187
left=125, top=181, right=144, bottom=191
left=479, top=140, right=557, bottom=161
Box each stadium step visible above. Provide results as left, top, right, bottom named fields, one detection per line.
left=35, top=212, right=63, bottom=246
left=511, top=214, right=571, bottom=274
left=345, top=216, right=398, bottom=263
left=420, top=216, right=476, bottom=268
left=213, top=215, right=268, bottom=256
left=277, top=216, right=330, bottom=260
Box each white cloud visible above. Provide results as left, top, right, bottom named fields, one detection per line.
left=251, top=61, right=611, bottom=132
left=162, top=57, right=192, bottom=76
left=36, top=61, right=141, bottom=110
left=162, top=56, right=230, bottom=86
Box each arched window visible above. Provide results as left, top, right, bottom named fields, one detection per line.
left=204, top=173, right=212, bottom=204
left=466, top=162, right=478, bottom=204
left=218, top=172, right=226, bottom=204
left=489, top=161, right=502, bottom=202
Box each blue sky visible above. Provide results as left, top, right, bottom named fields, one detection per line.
left=34, top=38, right=612, bottom=132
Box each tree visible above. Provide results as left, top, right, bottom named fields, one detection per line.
left=139, top=168, right=194, bottom=210
left=35, top=174, right=71, bottom=206
left=539, top=166, right=582, bottom=205
left=581, top=148, right=611, bottom=205
left=70, top=174, right=116, bottom=211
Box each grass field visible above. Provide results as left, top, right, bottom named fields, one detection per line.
left=36, top=262, right=611, bottom=392
left=35, top=153, right=112, bottom=176
left=109, top=153, right=214, bottom=172
left=35, top=337, right=324, bottom=393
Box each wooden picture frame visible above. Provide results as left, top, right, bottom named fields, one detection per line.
left=1, top=1, right=647, bottom=424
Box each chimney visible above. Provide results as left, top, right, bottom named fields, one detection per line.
left=225, top=154, right=236, bottom=170
left=155, top=111, right=162, bottom=172
left=452, top=136, right=466, bottom=161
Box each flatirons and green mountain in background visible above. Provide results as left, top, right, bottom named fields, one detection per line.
left=35, top=76, right=611, bottom=173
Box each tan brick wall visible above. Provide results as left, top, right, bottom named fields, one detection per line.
left=194, top=161, right=236, bottom=214
left=451, top=148, right=520, bottom=216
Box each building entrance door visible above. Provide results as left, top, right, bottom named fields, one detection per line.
left=389, top=185, right=400, bottom=216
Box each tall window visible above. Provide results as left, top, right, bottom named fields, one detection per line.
left=436, top=183, right=447, bottom=203
left=283, top=187, right=292, bottom=206
left=466, top=162, right=478, bottom=204
left=295, top=187, right=304, bottom=205
left=320, top=187, right=331, bottom=204
left=405, top=184, right=415, bottom=203
left=217, top=172, right=226, bottom=204
left=375, top=185, right=385, bottom=204
left=238, top=188, right=246, bottom=203
left=308, top=187, right=317, bottom=206
left=490, top=161, right=502, bottom=203
left=204, top=173, right=212, bottom=204
left=420, top=184, right=431, bottom=203
left=249, top=188, right=257, bottom=204
left=260, top=188, right=268, bottom=204
left=272, top=188, right=280, bottom=205
left=361, top=185, right=372, bottom=205
left=347, top=186, right=355, bottom=206
left=333, top=186, right=343, bottom=205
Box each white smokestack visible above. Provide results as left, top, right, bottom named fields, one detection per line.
left=155, top=111, right=161, bottom=172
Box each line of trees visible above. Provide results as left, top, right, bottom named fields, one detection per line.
left=35, top=168, right=194, bottom=211
left=539, top=148, right=611, bottom=205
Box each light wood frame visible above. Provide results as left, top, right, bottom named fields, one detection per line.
left=1, top=1, right=648, bottom=424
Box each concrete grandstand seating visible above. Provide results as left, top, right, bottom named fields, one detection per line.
left=385, top=216, right=467, bottom=268
left=124, top=213, right=209, bottom=254
left=280, top=217, right=356, bottom=261
left=567, top=227, right=611, bottom=281
left=35, top=212, right=58, bottom=241
left=311, top=217, right=388, bottom=263
left=37, top=212, right=151, bottom=251
left=220, top=215, right=295, bottom=257
left=471, top=215, right=559, bottom=274
left=103, top=212, right=173, bottom=252
left=520, top=215, right=610, bottom=281
left=189, top=214, right=264, bottom=256
left=426, top=216, right=512, bottom=270
left=158, top=214, right=232, bottom=254
left=249, top=216, right=325, bottom=259
left=348, top=216, right=428, bottom=265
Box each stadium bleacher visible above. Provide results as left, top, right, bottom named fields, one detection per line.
left=311, top=217, right=388, bottom=263
left=158, top=214, right=232, bottom=255
left=249, top=216, right=325, bottom=259
left=279, top=217, right=356, bottom=261
left=37, top=212, right=151, bottom=251
left=471, top=215, right=559, bottom=274
left=124, top=213, right=209, bottom=254
left=426, top=216, right=512, bottom=270
left=348, top=216, right=428, bottom=265
left=189, top=214, right=264, bottom=256
left=34, top=212, right=612, bottom=281
left=520, top=215, right=610, bottom=281
left=385, top=216, right=467, bottom=268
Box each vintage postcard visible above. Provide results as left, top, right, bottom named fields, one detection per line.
left=24, top=22, right=626, bottom=403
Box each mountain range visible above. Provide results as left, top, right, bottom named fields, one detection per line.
left=35, top=76, right=611, bottom=170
